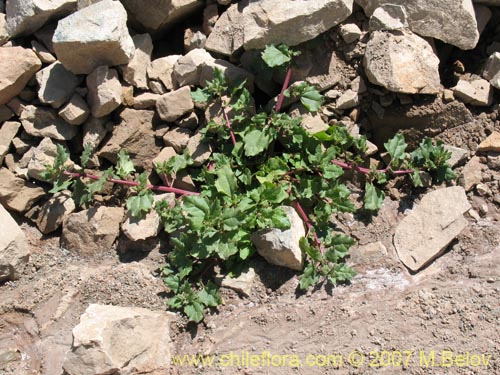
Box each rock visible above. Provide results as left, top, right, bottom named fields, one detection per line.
left=98, top=108, right=161, bottom=170
left=20, top=105, right=78, bottom=140
left=478, top=131, right=500, bottom=153
left=121, top=194, right=174, bottom=241
left=0, top=203, right=30, bottom=282
left=61, top=206, right=124, bottom=255
left=31, top=39, right=56, bottom=63
left=221, top=267, right=256, bottom=297
left=0, top=104, right=13, bottom=122
left=86, top=66, right=122, bottom=118
left=153, top=147, right=176, bottom=168
left=156, top=86, right=194, bottom=122
left=132, top=92, right=160, bottom=110
left=200, top=59, right=254, bottom=91
left=350, top=241, right=387, bottom=265
left=184, top=28, right=206, bottom=52
left=122, top=33, right=153, bottom=89
left=186, top=131, right=212, bottom=167
left=453, top=78, right=493, bottom=106
left=0, top=46, right=41, bottom=104
left=32, top=191, right=75, bottom=234
left=6, top=0, right=76, bottom=37
left=0, top=168, right=44, bottom=212
left=148, top=55, right=181, bottom=91
left=202, top=3, right=218, bottom=35
left=482, top=52, right=500, bottom=89
left=27, top=137, right=72, bottom=181
left=172, top=48, right=215, bottom=87
left=444, top=145, right=468, bottom=167
left=394, top=187, right=471, bottom=272
left=250, top=206, right=305, bottom=271
left=148, top=80, right=166, bottom=95
left=0, top=121, right=20, bottom=164
left=121, top=84, right=134, bottom=107
left=462, top=156, right=484, bottom=192
left=36, top=61, right=79, bottom=108
left=339, top=23, right=362, bottom=43
left=0, top=14, right=8, bottom=45
left=58, top=93, right=90, bottom=125
left=369, top=4, right=408, bottom=31
left=205, top=2, right=245, bottom=56
left=120, top=0, right=203, bottom=34
left=356, top=0, right=479, bottom=50
left=177, top=112, right=199, bottom=130
left=162, top=127, right=191, bottom=153
left=82, top=116, right=107, bottom=155
left=290, top=105, right=328, bottom=134
left=475, top=5, right=492, bottom=35
left=336, top=89, right=360, bottom=110
left=63, top=304, right=174, bottom=375
left=364, top=30, right=441, bottom=94
left=53, top=0, right=135, bottom=74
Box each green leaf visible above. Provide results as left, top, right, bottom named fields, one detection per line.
left=49, top=178, right=73, bottom=194
left=191, top=88, right=211, bottom=103
left=299, top=85, right=324, bottom=112
left=183, top=195, right=210, bottom=217
left=384, top=134, right=407, bottom=164
left=261, top=44, right=292, bottom=68
left=269, top=207, right=291, bottom=229
left=197, top=281, right=221, bottom=307
left=364, top=182, right=385, bottom=211
left=115, top=150, right=135, bottom=179
left=126, top=192, right=154, bottom=218
left=243, top=129, right=272, bottom=157
left=81, top=143, right=93, bottom=169
left=299, top=263, right=320, bottom=290
left=184, top=301, right=204, bottom=323
left=215, top=165, right=237, bottom=197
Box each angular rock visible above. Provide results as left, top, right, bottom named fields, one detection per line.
left=453, top=78, right=493, bottom=106
left=162, top=127, right=191, bottom=153
left=462, top=156, right=483, bottom=191
left=184, top=28, right=206, bottom=52
left=176, top=112, right=198, bottom=130
left=61, top=206, right=124, bottom=255
left=0, top=168, right=45, bottom=212
left=82, top=116, right=107, bottom=154
left=369, top=4, right=408, bottom=31
left=482, top=52, right=500, bottom=89
left=122, top=33, right=153, bottom=90
left=478, top=131, right=500, bottom=153
left=20, top=105, right=78, bottom=140
left=1, top=14, right=10, bottom=45
left=172, top=48, right=215, bottom=87
left=202, top=3, right=218, bottom=35
left=186, top=131, right=212, bottom=167
left=86, top=66, right=122, bottom=118
left=336, top=89, right=360, bottom=110
left=153, top=147, right=176, bottom=169
left=0, top=121, right=20, bottom=165
left=52, top=0, right=135, bottom=74
left=339, top=23, right=362, bottom=43
left=444, top=145, right=468, bottom=167
left=31, top=39, right=56, bottom=63
left=221, top=267, right=256, bottom=297
left=0, top=203, right=30, bottom=282
left=250, top=206, right=305, bottom=271
left=36, top=61, right=79, bottom=108
left=27, top=137, right=73, bottom=181
left=350, top=241, right=387, bottom=265
left=205, top=2, right=245, bottom=56
left=290, top=105, right=328, bottom=134
left=156, top=86, right=194, bottom=122
left=364, top=30, right=441, bottom=94
left=33, top=191, right=75, bottom=234
left=132, top=92, right=160, bottom=110
left=148, top=55, right=181, bottom=91
left=63, top=304, right=174, bottom=375
left=356, top=0, right=479, bottom=50
left=200, top=59, right=254, bottom=91
left=394, top=187, right=471, bottom=271
left=98, top=108, right=161, bottom=169
left=58, top=93, right=90, bottom=125
left=120, top=0, right=203, bottom=33
left=0, top=46, right=41, bottom=104
left=6, top=0, right=76, bottom=37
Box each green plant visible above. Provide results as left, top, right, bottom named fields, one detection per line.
left=44, top=44, right=455, bottom=323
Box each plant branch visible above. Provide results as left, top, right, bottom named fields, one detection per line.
left=222, top=107, right=237, bottom=146
left=63, top=171, right=199, bottom=196
left=292, top=200, right=324, bottom=253
left=331, top=160, right=414, bottom=175
left=275, top=66, right=292, bottom=113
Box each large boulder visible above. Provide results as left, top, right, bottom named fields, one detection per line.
left=0, top=203, right=30, bottom=282
left=356, top=0, right=479, bottom=50
left=63, top=304, right=175, bottom=375
left=0, top=168, right=45, bottom=213
left=52, top=0, right=135, bottom=74
left=6, top=0, right=76, bottom=37
left=394, top=187, right=471, bottom=271
left=0, top=46, right=41, bottom=104
left=364, top=30, right=441, bottom=94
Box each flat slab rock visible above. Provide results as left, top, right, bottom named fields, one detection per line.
left=394, top=187, right=471, bottom=272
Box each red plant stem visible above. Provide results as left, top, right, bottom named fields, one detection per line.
left=292, top=200, right=324, bottom=254
left=275, top=66, right=292, bottom=113
left=63, top=171, right=199, bottom=196
left=222, top=107, right=237, bottom=146
left=331, top=160, right=414, bottom=175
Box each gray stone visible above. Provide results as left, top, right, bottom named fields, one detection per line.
left=31, top=40, right=56, bottom=63
left=98, top=109, right=161, bottom=170
left=350, top=241, right=387, bottom=265
left=156, top=86, right=194, bottom=122
left=336, top=89, right=360, bottom=110
left=186, top=131, right=212, bottom=167
left=290, top=105, right=328, bottom=134
left=86, top=66, right=122, bottom=118
left=461, top=156, right=483, bottom=191
left=6, top=0, right=76, bottom=37
left=482, top=52, right=500, bottom=89
left=0, top=203, right=30, bottom=282
left=221, top=267, right=256, bottom=297
left=453, top=78, right=493, bottom=106
left=0, top=46, right=41, bottom=104
left=0, top=168, right=44, bottom=212
left=61, top=206, right=124, bottom=255
left=33, top=191, right=75, bottom=234
left=250, top=206, right=305, bottom=271
left=122, top=33, right=153, bottom=89
left=364, top=30, right=441, bottom=94
left=176, top=112, right=198, bottom=130
left=200, top=59, right=254, bottom=91
left=36, top=61, right=79, bottom=108
left=0, top=14, right=10, bottom=45
left=394, top=187, right=471, bottom=271
left=58, top=94, right=90, bottom=125
left=20, top=105, right=77, bottom=140
left=172, top=48, right=215, bottom=87
left=0, top=121, right=20, bottom=164
left=339, top=23, right=362, bottom=43
left=184, top=28, right=206, bottom=52
left=153, top=147, right=177, bottom=169
left=82, top=116, right=107, bottom=154
left=162, top=127, right=191, bottom=153
left=369, top=4, right=408, bottom=31
left=356, top=0, right=479, bottom=50
left=478, top=131, right=500, bottom=153
left=132, top=92, right=160, bottom=110
left=53, top=0, right=135, bottom=74
left=444, top=145, right=468, bottom=167
left=148, top=55, right=181, bottom=91
left=205, top=2, right=245, bottom=56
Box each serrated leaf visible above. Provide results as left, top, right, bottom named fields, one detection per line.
left=269, top=207, right=291, bottom=229
left=217, top=241, right=239, bottom=260
left=80, top=143, right=93, bottom=169
left=384, top=134, right=407, bottom=163
left=215, top=165, right=237, bottom=196
left=115, top=150, right=135, bottom=179
left=49, top=178, right=73, bottom=194
left=261, top=44, right=291, bottom=68
left=243, top=129, right=272, bottom=157
left=191, top=88, right=211, bottom=103
left=197, top=282, right=221, bottom=307
left=184, top=301, right=204, bottom=323
left=299, top=263, right=320, bottom=290
left=300, top=85, right=324, bottom=112
left=364, top=182, right=385, bottom=211
left=126, top=192, right=154, bottom=218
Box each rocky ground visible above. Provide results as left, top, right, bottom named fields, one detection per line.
left=0, top=0, right=500, bottom=374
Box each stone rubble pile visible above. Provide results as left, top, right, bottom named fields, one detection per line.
left=1, top=0, right=500, bottom=372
